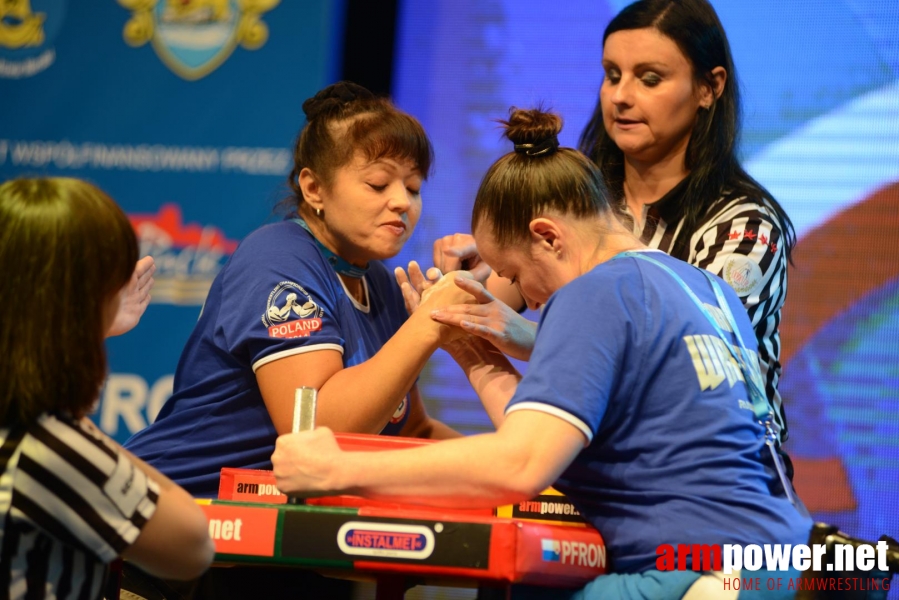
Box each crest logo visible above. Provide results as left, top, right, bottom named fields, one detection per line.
left=129, top=203, right=239, bottom=305
left=117, top=0, right=280, bottom=80
left=0, top=0, right=65, bottom=78
left=263, top=282, right=324, bottom=339
left=722, top=255, right=764, bottom=297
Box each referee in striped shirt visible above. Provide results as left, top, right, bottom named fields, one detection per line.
left=0, top=177, right=214, bottom=599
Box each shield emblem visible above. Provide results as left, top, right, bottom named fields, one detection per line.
left=151, top=0, right=238, bottom=80
left=119, top=0, right=278, bottom=81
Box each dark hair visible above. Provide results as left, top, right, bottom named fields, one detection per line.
left=579, top=0, right=795, bottom=260
left=0, top=177, right=138, bottom=425
left=472, top=108, right=613, bottom=246
left=284, top=81, right=433, bottom=212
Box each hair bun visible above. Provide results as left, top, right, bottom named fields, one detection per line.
left=503, top=108, right=563, bottom=157
left=302, top=81, right=376, bottom=121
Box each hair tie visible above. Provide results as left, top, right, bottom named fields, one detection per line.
left=302, top=81, right=375, bottom=121
left=514, top=136, right=559, bottom=157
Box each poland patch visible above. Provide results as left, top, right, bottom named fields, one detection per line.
left=722, top=255, right=763, bottom=296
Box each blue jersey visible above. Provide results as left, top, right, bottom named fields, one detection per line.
left=505, top=250, right=811, bottom=573
left=125, top=219, right=411, bottom=497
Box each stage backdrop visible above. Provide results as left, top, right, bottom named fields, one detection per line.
left=389, top=0, right=899, bottom=577
left=0, top=0, right=344, bottom=438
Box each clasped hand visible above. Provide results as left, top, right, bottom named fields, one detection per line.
left=395, top=261, right=536, bottom=361
left=272, top=427, right=345, bottom=498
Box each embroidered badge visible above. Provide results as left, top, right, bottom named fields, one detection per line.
left=721, top=255, right=764, bottom=297
left=262, top=281, right=324, bottom=338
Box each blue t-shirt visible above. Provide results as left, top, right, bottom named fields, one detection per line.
left=125, top=219, right=411, bottom=497
left=505, top=251, right=811, bottom=573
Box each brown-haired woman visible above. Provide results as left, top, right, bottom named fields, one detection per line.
left=0, top=177, right=214, bottom=598
left=125, top=82, right=469, bottom=500
left=275, top=108, right=811, bottom=599
left=425, top=0, right=795, bottom=465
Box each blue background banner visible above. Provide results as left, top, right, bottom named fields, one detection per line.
left=1, top=0, right=345, bottom=440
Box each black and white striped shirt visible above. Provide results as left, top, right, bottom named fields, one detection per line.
left=0, top=414, right=158, bottom=600
left=622, top=180, right=789, bottom=442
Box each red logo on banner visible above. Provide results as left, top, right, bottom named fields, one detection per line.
left=129, top=204, right=239, bottom=306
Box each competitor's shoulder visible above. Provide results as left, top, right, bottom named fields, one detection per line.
left=226, top=221, right=330, bottom=280
left=236, top=220, right=316, bottom=255
left=553, top=256, right=644, bottom=305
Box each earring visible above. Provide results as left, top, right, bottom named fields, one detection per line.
left=315, top=208, right=322, bottom=217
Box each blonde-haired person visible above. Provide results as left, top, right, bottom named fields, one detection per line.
left=0, top=177, right=213, bottom=600
left=273, top=109, right=811, bottom=599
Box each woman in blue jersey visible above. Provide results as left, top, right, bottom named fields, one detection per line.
left=424, top=0, right=796, bottom=470
left=125, top=82, right=469, bottom=499
left=272, top=108, right=811, bottom=599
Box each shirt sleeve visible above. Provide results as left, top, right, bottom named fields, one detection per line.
left=686, top=197, right=788, bottom=332
left=504, top=271, right=637, bottom=442
left=11, top=416, right=159, bottom=562
left=218, top=224, right=347, bottom=372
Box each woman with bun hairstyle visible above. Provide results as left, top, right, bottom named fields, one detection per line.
left=273, top=109, right=811, bottom=599
left=427, top=0, right=796, bottom=460
left=125, top=82, right=470, bottom=499
left=0, top=177, right=214, bottom=598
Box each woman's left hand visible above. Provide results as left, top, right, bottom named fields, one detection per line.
left=272, top=427, right=345, bottom=497
left=394, top=260, right=443, bottom=315
left=107, top=256, right=156, bottom=337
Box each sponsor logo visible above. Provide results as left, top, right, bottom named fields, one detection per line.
left=0, top=0, right=65, bottom=78
left=541, top=539, right=561, bottom=562
left=656, top=542, right=893, bottom=594
left=199, top=503, right=278, bottom=557
left=540, top=539, right=606, bottom=568
left=656, top=542, right=894, bottom=574
left=262, top=281, right=323, bottom=338
left=117, top=0, right=280, bottom=80
left=722, top=255, right=764, bottom=297
left=129, top=204, right=238, bottom=306
left=336, top=521, right=435, bottom=560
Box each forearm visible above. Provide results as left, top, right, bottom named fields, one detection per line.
left=444, top=337, right=521, bottom=427
left=337, top=432, right=540, bottom=508
left=313, top=312, right=442, bottom=434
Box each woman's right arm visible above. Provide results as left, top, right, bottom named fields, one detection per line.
left=256, top=274, right=474, bottom=435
